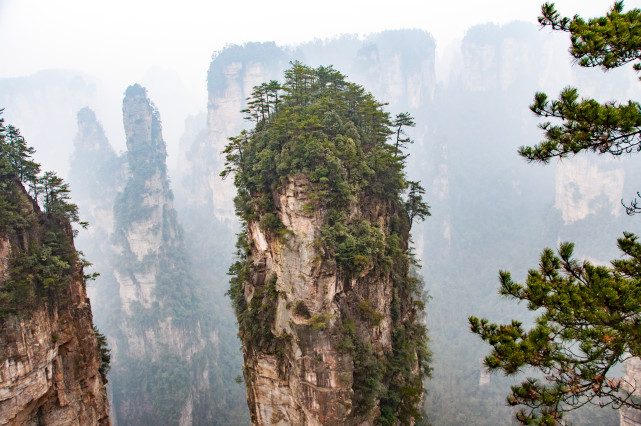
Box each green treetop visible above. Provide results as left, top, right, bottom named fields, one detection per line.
left=0, top=110, right=98, bottom=320
left=222, top=62, right=429, bottom=234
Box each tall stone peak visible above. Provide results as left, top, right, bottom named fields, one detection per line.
left=74, top=107, right=114, bottom=156
left=103, top=84, right=226, bottom=425
left=225, top=64, right=430, bottom=425
left=70, top=107, right=123, bottom=203
left=114, top=84, right=180, bottom=312
left=122, top=83, right=167, bottom=176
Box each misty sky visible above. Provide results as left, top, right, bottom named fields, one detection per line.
left=0, top=0, right=635, bottom=88
left=0, top=0, right=639, bottom=175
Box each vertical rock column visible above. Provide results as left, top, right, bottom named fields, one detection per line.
left=108, top=84, right=208, bottom=425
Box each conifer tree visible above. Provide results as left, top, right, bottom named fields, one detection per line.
left=520, top=1, right=641, bottom=213
left=392, top=112, right=415, bottom=157
left=405, top=181, right=430, bottom=229
left=470, top=2, right=641, bottom=424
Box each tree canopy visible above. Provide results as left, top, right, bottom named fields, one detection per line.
left=221, top=61, right=428, bottom=234
left=470, top=2, right=641, bottom=424
left=0, top=109, right=84, bottom=227
left=470, top=235, right=641, bottom=424
left=519, top=1, right=641, bottom=214
left=0, top=109, right=96, bottom=319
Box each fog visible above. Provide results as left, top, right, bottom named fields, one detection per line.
left=3, top=1, right=641, bottom=424
left=0, top=0, right=629, bottom=175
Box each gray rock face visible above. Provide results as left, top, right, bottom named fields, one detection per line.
left=621, top=358, right=641, bottom=426
left=104, top=84, right=218, bottom=425
left=239, top=176, right=424, bottom=425
left=243, top=177, right=356, bottom=425
left=0, top=187, right=110, bottom=426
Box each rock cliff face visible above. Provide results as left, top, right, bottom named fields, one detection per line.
left=0, top=183, right=110, bottom=425
left=459, top=22, right=550, bottom=92
left=238, top=183, right=428, bottom=425
left=554, top=157, right=624, bottom=224
left=226, top=65, right=430, bottom=425
left=204, top=43, right=289, bottom=222
left=621, top=358, right=641, bottom=426
left=104, top=84, right=221, bottom=425
left=242, top=180, right=409, bottom=425
left=69, top=107, right=125, bottom=322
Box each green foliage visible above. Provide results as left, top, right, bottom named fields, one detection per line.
left=468, top=3, right=641, bottom=424
left=392, top=112, right=416, bottom=157
left=0, top=110, right=83, bottom=227
left=379, top=268, right=432, bottom=425
left=405, top=181, right=431, bottom=230
left=358, top=299, right=384, bottom=325
left=226, top=257, right=280, bottom=350
left=93, top=326, right=111, bottom=380
left=294, top=300, right=311, bottom=318
left=222, top=62, right=417, bottom=220
left=470, top=234, right=641, bottom=423
left=338, top=316, right=384, bottom=415
left=309, top=312, right=333, bottom=330
left=0, top=112, right=89, bottom=317
left=322, top=216, right=385, bottom=274
left=539, top=1, right=641, bottom=70
left=113, top=352, right=192, bottom=426
left=523, top=2, right=641, bottom=213
left=258, top=212, right=284, bottom=234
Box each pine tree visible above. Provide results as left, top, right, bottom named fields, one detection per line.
left=405, top=181, right=430, bottom=229
left=520, top=1, right=641, bottom=213
left=470, top=2, right=641, bottom=424
left=392, top=112, right=415, bottom=157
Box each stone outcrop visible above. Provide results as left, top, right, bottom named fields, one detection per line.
left=69, top=107, right=125, bottom=321
left=0, top=184, right=109, bottom=425
left=621, top=358, right=641, bottom=426
left=554, top=156, right=624, bottom=224
left=223, top=62, right=431, bottom=422
left=104, top=84, right=220, bottom=425
left=204, top=43, right=289, bottom=222
left=243, top=177, right=355, bottom=425
left=238, top=175, right=427, bottom=425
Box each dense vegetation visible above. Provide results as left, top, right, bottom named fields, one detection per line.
left=0, top=108, right=110, bottom=371
left=223, top=63, right=431, bottom=424
left=470, top=2, right=641, bottom=424
left=0, top=109, right=86, bottom=314
left=222, top=62, right=429, bottom=272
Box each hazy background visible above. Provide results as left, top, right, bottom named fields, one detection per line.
left=3, top=1, right=641, bottom=424
left=0, top=0, right=635, bottom=174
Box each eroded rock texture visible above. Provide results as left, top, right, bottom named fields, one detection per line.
left=621, top=358, right=641, bottom=426
left=237, top=175, right=428, bottom=425
left=222, top=63, right=431, bottom=424
left=105, top=84, right=220, bottom=425
left=0, top=185, right=109, bottom=425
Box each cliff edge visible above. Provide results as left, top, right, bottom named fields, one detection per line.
left=0, top=116, right=110, bottom=425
